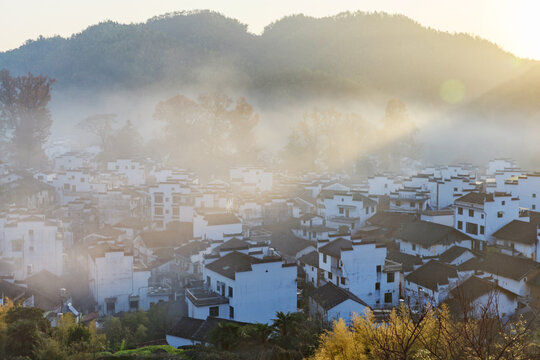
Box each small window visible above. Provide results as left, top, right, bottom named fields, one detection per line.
left=229, top=306, right=234, bottom=319
left=458, top=207, right=463, bottom=215
left=533, top=194, right=537, bottom=198
left=375, top=282, right=380, bottom=290
left=129, top=300, right=139, bottom=311
left=384, top=293, right=393, bottom=303
left=340, top=277, right=346, bottom=285
left=387, top=272, right=395, bottom=283
left=28, top=229, right=34, bottom=236
left=533, top=205, right=537, bottom=210
left=410, top=202, right=415, bottom=208
left=501, top=201, right=505, bottom=205
left=209, top=306, right=219, bottom=317
left=228, top=286, right=233, bottom=298
left=339, top=208, right=344, bottom=214
left=412, top=244, right=417, bottom=251
left=376, top=265, right=382, bottom=273
left=323, top=254, right=327, bottom=263
left=106, top=301, right=116, bottom=313
left=207, top=276, right=211, bottom=286
left=497, top=211, right=503, bottom=218
left=466, top=222, right=478, bottom=235
left=328, top=272, right=333, bottom=280
left=457, top=221, right=463, bottom=230
left=395, top=201, right=401, bottom=206
left=155, top=207, right=163, bottom=216
left=481, top=214, right=484, bottom=219
left=469, top=209, right=474, bottom=217
left=480, top=226, right=485, bottom=235
left=365, top=207, right=369, bottom=214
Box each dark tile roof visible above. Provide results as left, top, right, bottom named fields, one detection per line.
left=438, top=246, right=472, bottom=264
left=367, top=211, right=418, bottom=230
left=204, top=213, right=241, bottom=226
left=387, top=251, right=422, bottom=273
left=300, top=213, right=321, bottom=221
left=477, top=252, right=540, bottom=280
left=450, top=276, right=517, bottom=301
left=394, top=221, right=471, bottom=247
left=492, top=220, right=539, bottom=245
left=205, top=252, right=265, bottom=280
left=405, top=260, right=458, bottom=292
left=318, top=238, right=353, bottom=259
left=311, top=282, right=368, bottom=310
left=299, top=251, right=319, bottom=268
left=455, top=192, right=492, bottom=205
left=141, top=226, right=192, bottom=249
left=269, top=230, right=314, bottom=258
left=216, top=238, right=250, bottom=252
left=175, top=240, right=210, bottom=258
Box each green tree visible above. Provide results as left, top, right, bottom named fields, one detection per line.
left=103, top=316, right=124, bottom=351
left=0, top=70, right=55, bottom=168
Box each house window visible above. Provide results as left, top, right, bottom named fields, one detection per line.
left=209, top=306, right=219, bottom=317
left=457, top=221, right=463, bottom=230
left=28, top=229, right=34, bottom=236
left=458, top=207, right=463, bottom=215
left=228, top=286, right=233, bottom=298
left=466, top=222, right=478, bottom=235
left=155, top=194, right=163, bottom=203
left=384, top=293, right=393, bottom=303
left=412, top=244, right=417, bottom=251
left=323, top=254, right=327, bottom=263
left=410, top=202, right=415, bottom=208
left=341, top=277, right=346, bottom=285
left=229, top=306, right=234, bottom=319
left=155, top=207, right=163, bottom=216
left=533, top=194, right=537, bottom=198
left=480, top=226, right=485, bottom=235
left=395, top=201, right=401, bottom=207
left=387, top=272, right=395, bottom=283
left=11, top=240, right=23, bottom=252
left=129, top=299, right=139, bottom=311
left=172, top=207, right=179, bottom=216
left=481, top=214, right=484, bottom=219
left=303, top=229, right=307, bottom=236
left=497, top=211, right=503, bottom=218
left=106, top=300, right=116, bottom=314
left=375, top=282, right=380, bottom=290
left=328, top=272, right=333, bottom=280
left=339, top=208, right=344, bottom=214
left=365, top=207, right=369, bottom=214
left=533, top=205, right=537, bottom=210
left=376, top=265, right=381, bottom=273
left=469, top=209, right=474, bottom=217
left=501, top=201, right=505, bottom=205
left=207, top=276, right=211, bottom=286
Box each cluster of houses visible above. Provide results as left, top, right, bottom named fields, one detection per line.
left=1, top=155, right=540, bottom=347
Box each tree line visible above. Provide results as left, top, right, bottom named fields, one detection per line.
left=1, top=69, right=420, bottom=176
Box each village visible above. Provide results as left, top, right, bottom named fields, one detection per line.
left=0, top=153, right=539, bottom=347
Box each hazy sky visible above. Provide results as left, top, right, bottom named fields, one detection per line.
left=1, top=0, right=540, bottom=59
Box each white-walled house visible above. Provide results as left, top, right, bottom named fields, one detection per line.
left=0, top=213, right=64, bottom=280
left=186, top=251, right=297, bottom=324
left=367, top=175, right=401, bottom=196
left=492, top=220, right=540, bottom=261
left=318, top=238, right=400, bottom=308
left=230, top=166, right=273, bottom=192
left=503, top=173, right=540, bottom=211
left=420, top=210, right=454, bottom=227
left=389, top=187, right=429, bottom=213
left=107, top=159, right=146, bottom=186
left=319, top=191, right=377, bottom=232
left=454, top=192, right=519, bottom=250
left=394, top=220, right=472, bottom=258
left=292, top=214, right=337, bottom=242
left=193, top=212, right=242, bottom=240
left=447, top=276, right=518, bottom=319
left=54, top=152, right=86, bottom=171
left=88, top=244, right=169, bottom=315
left=310, top=282, right=369, bottom=324
left=487, top=159, right=517, bottom=176
left=149, top=182, right=192, bottom=229
left=405, top=260, right=460, bottom=308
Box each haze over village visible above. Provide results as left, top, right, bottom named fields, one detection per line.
left=1, top=2, right=540, bottom=360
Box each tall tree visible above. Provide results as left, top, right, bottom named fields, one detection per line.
left=154, top=92, right=260, bottom=177
left=0, top=70, right=55, bottom=168
left=77, top=113, right=117, bottom=150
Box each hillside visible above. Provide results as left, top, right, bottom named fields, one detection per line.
left=0, top=10, right=535, bottom=108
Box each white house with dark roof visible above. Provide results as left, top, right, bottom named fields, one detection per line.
left=446, top=276, right=518, bottom=319
left=368, top=174, right=401, bottom=196
left=405, top=260, right=460, bottom=308
left=389, top=187, right=429, bottom=213
left=299, top=250, right=320, bottom=285
left=309, top=282, right=369, bottom=324
left=393, top=220, right=473, bottom=258
left=292, top=213, right=337, bottom=242
left=186, top=251, right=297, bottom=324
left=319, top=191, right=377, bottom=233
left=107, top=159, right=146, bottom=186
left=503, top=173, right=540, bottom=211
left=454, top=191, right=519, bottom=250
left=0, top=212, right=64, bottom=280
left=492, top=220, right=540, bottom=261
left=318, top=238, right=399, bottom=308
left=148, top=182, right=192, bottom=230
left=437, top=246, right=476, bottom=266
left=193, top=212, right=242, bottom=240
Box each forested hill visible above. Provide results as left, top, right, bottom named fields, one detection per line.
left=0, top=10, right=537, bottom=108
